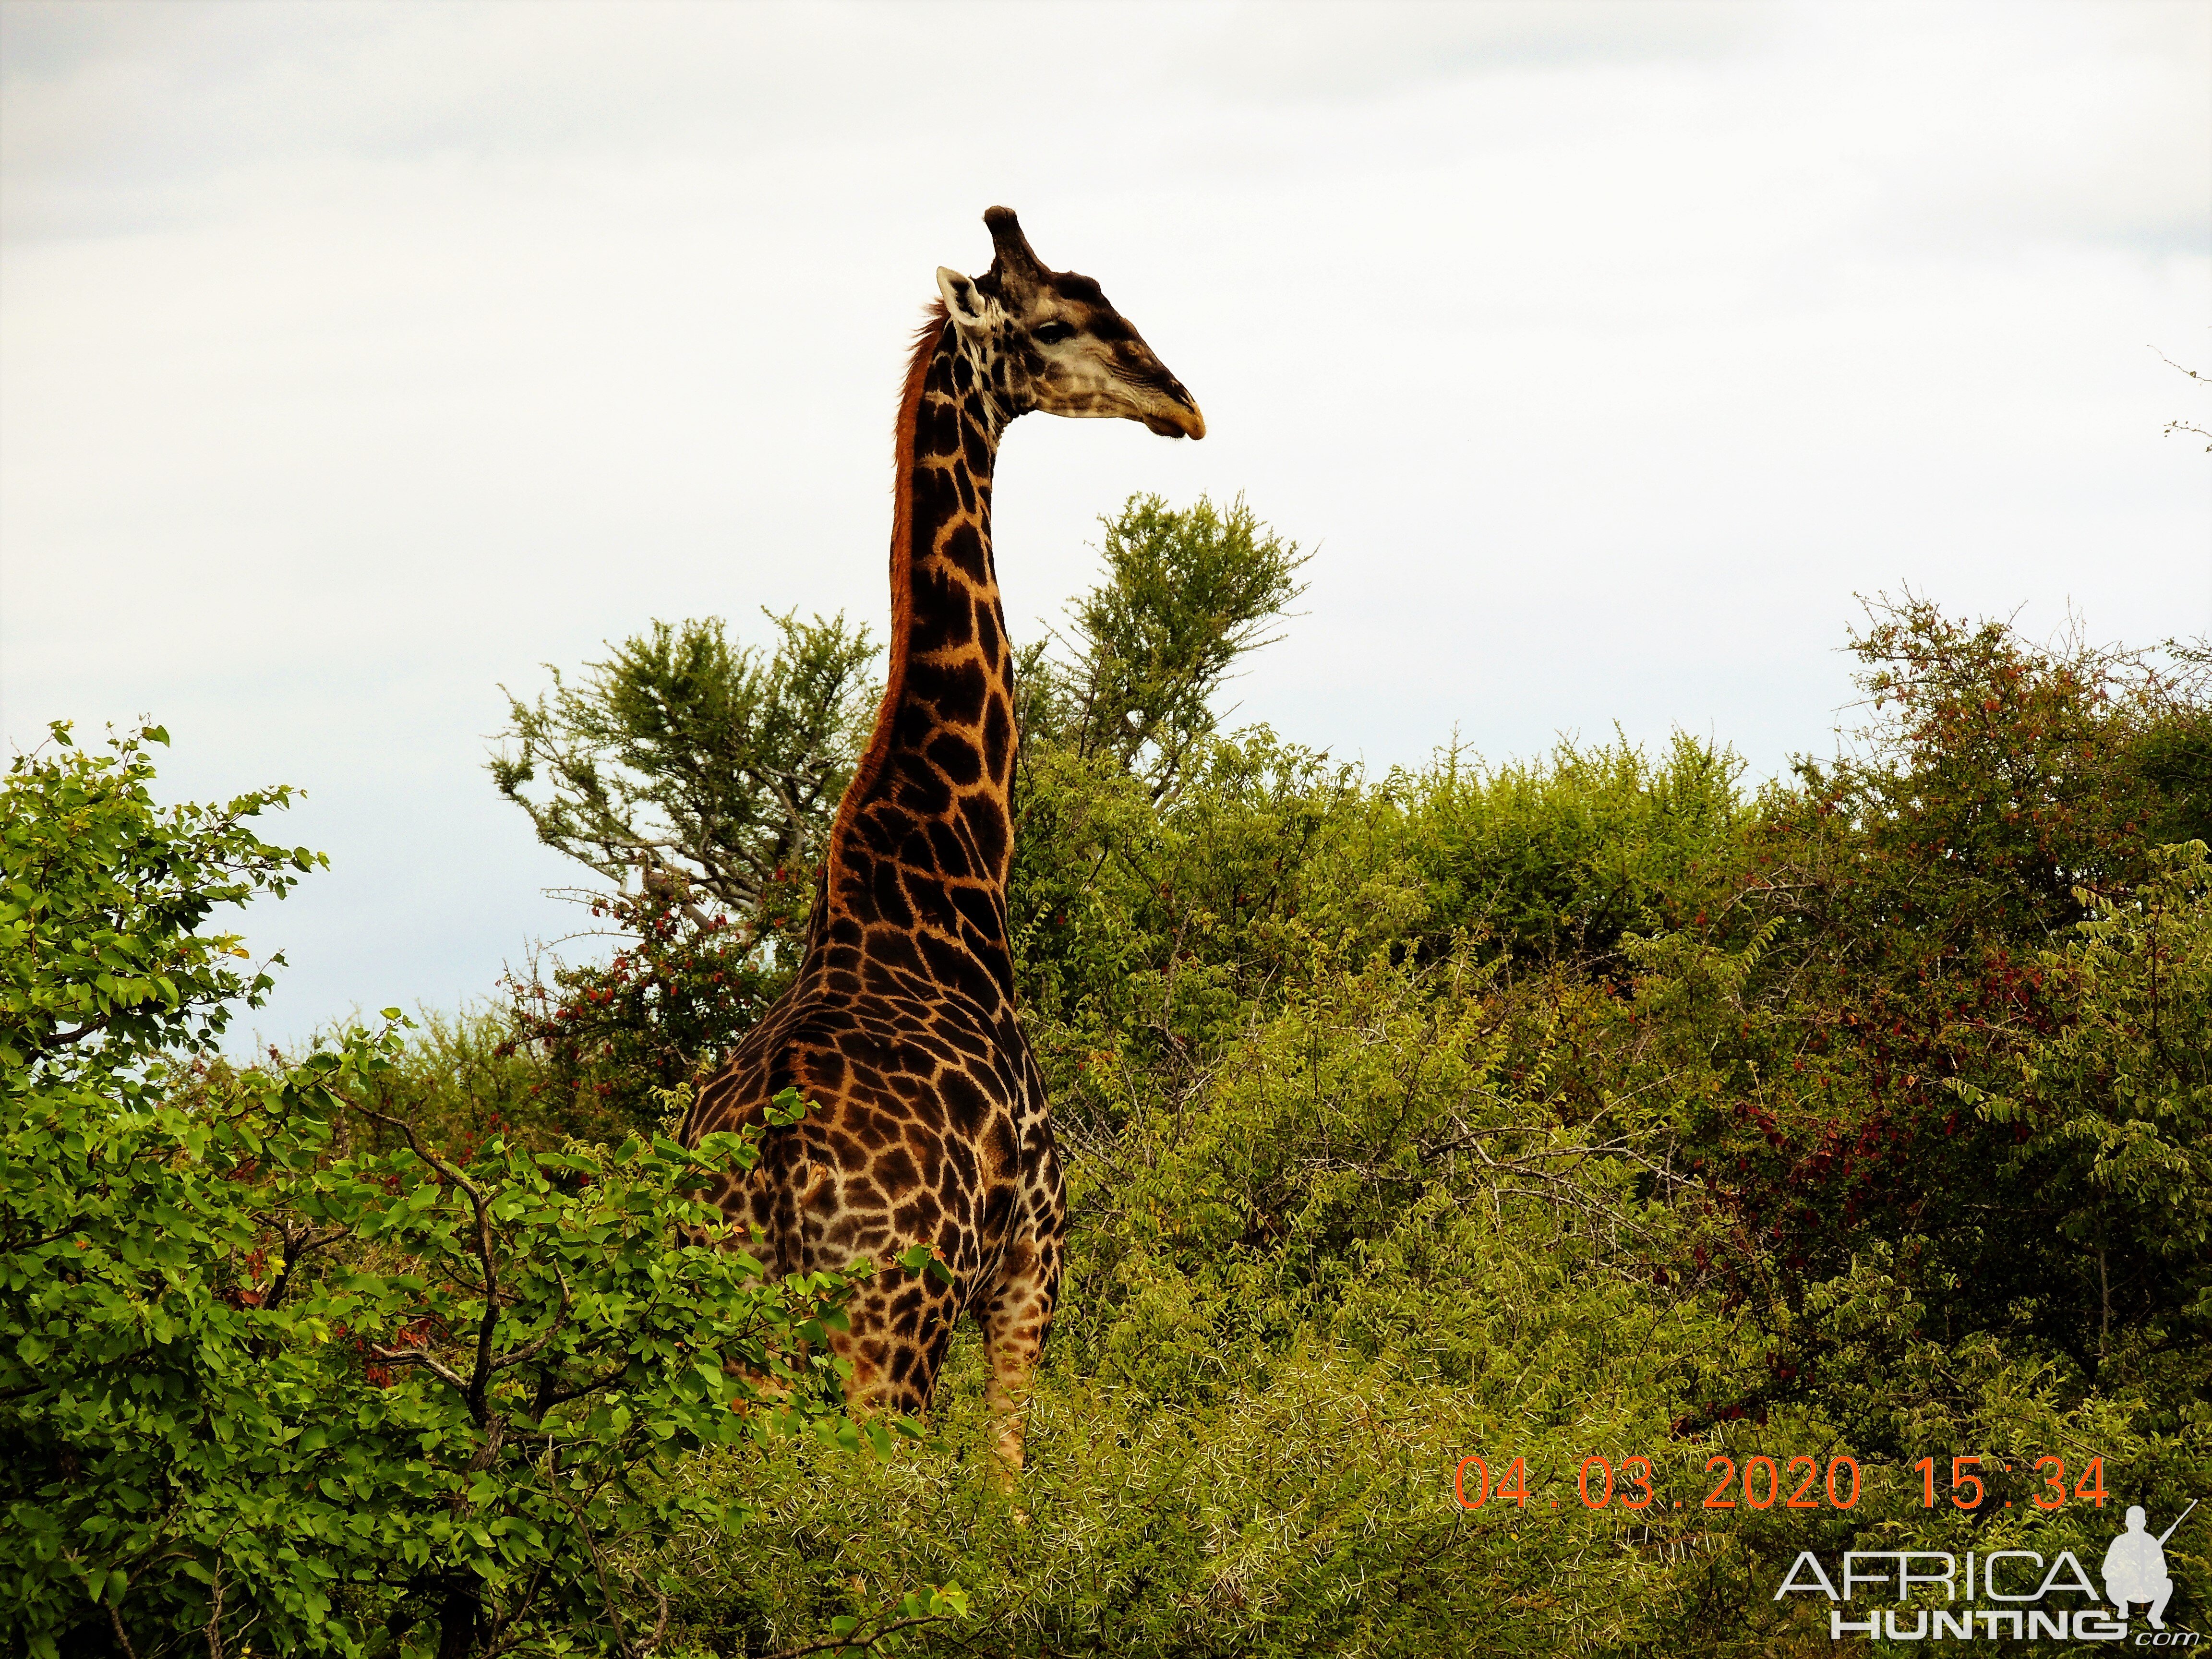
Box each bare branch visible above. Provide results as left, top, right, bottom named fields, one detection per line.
left=366, top=1344, right=474, bottom=1396
left=261, top=1222, right=351, bottom=1313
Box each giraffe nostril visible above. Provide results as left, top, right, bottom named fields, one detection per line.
left=1160, top=383, right=1205, bottom=440
left=1149, top=398, right=1205, bottom=441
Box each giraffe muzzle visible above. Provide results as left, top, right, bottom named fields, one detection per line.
left=1143, top=395, right=1207, bottom=441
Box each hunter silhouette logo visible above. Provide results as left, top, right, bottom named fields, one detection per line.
left=2106, top=1501, right=2194, bottom=1631
left=1773, top=1492, right=2200, bottom=1642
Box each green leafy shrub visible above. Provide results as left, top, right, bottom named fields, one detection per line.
left=1, top=725, right=866, bottom=1659
left=1402, top=730, right=1746, bottom=967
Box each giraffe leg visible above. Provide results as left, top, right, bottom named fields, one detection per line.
left=974, top=1236, right=1058, bottom=1485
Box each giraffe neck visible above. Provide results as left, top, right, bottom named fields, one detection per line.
left=815, top=313, right=1018, bottom=997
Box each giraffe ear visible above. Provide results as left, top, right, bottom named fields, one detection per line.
left=936, top=267, right=993, bottom=336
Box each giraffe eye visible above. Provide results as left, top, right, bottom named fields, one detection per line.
left=1033, top=321, right=1076, bottom=345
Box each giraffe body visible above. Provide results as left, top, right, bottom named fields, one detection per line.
left=684, top=210, right=1202, bottom=1465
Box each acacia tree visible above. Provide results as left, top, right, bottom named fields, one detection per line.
left=1023, top=493, right=1307, bottom=804
left=490, top=611, right=880, bottom=918
left=489, top=613, right=880, bottom=1127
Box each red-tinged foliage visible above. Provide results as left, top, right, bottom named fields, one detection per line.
left=498, top=867, right=814, bottom=1131
left=1644, top=599, right=2211, bottom=1431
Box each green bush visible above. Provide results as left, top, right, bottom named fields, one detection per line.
left=1, top=726, right=867, bottom=1658
left=15, top=559, right=2210, bottom=1654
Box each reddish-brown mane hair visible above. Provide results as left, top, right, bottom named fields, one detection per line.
left=826, top=298, right=952, bottom=877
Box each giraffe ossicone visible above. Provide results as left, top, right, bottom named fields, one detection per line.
left=684, top=208, right=1202, bottom=1474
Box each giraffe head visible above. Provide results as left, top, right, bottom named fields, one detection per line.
left=934, top=207, right=1205, bottom=440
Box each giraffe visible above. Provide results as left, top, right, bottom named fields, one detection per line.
left=683, top=208, right=1203, bottom=1472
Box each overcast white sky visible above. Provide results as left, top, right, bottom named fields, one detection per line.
left=3, top=0, right=2208, bottom=1044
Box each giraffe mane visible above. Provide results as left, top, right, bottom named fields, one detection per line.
left=830, top=298, right=953, bottom=873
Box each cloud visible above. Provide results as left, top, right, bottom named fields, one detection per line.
left=3, top=0, right=2205, bottom=1043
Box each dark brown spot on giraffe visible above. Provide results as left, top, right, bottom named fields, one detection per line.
left=926, top=732, right=983, bottom=786
left=959, top=792, right=1008, bottom=872
left=961, top=414, right=992, bottom=474
left=950, top=883, right=1000, bottom=943
left=912, top=462, right=961, bottom=526
left=926, top=818, right=974, bottom=877
left=893, top=756, right=953, bottom=818
left=982, top=698, right=1011, bottom=781
left=870, top=861, right=913, bottom=929
left=877, top=1143, right=919, bottom=1192
left=911, top=572, right=972, bottom=655
left=912, top=653, right=987, bottom=725
left=928, top=398, right=960, bottom=455
left=939, top=519, right=986, bottom=582
left=912, top=929, right=974, bottom=993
